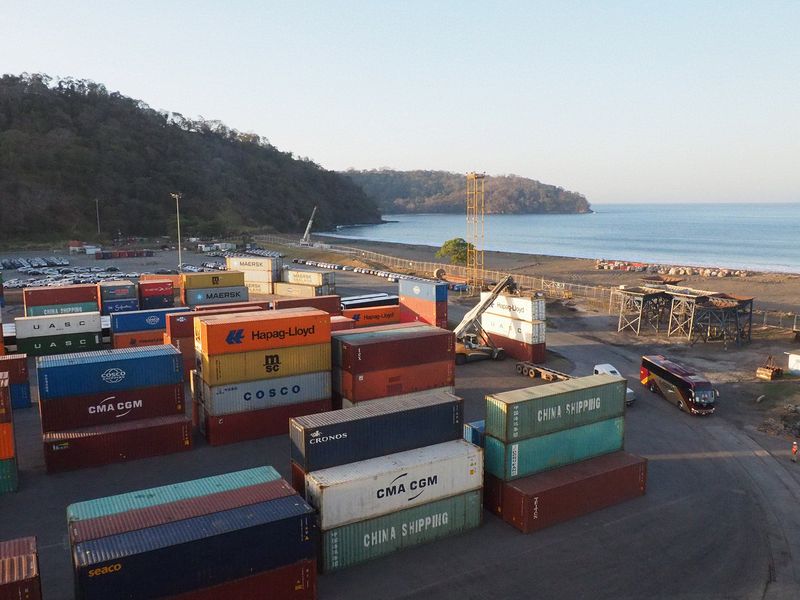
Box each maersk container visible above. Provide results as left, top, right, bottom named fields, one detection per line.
left=10, top=383, right=32, bottom=409
left=463, top=420, right=485, bottom=447
left=290, top=390, right=463, bottom=472
left=306, top=439, right=483, bottom=530
left=480, top=313, right=545, bottom=345
left=26, top=302, right=99, bottom=317
left=321, top=489, right=481, bottom=572
left=14, top=312, right=102, bottom=339
left=200, top=372, right=331, bottom=416
left=185, top=286, right=249, bottom=306
left=16, top=332, right=103, bottom=356
left=484, top=416, right=625, bottom=481
left=73, top=496, right=317, bottom=599
left=485, top=374, right=626, bottom=442
left=480, top=292, right=546, bottom=322
left=98, top=280, right=137, bottom=301
left=245, top=281, right=273, bottom=296
left=274, top=282, right=334, bottom=298
left=37, top=346, right=183, bottom=400
left=398, top=279, right=448, bottom=303
left=100, top=298, right=139, bottom=315
left=110, top=306, right=190, bottom=334
left=283, top=268, right=335, bottom=287
left=197, top=343, right=331, bottom=386
left=226, top=256, right=283, bottom=273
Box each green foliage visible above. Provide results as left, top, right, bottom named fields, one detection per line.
left=436, top=237, right=473, bottom=265
left=0, top=74, right=381, bottom=241
left=344, top=169, right=591, bottom=215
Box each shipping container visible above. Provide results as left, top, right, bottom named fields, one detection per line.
left=39, top=383, right=185, bottom=432
left=111, top=330, right=168, bottom=348
left=166, top=307, right=265, bottom=339
left=23, top=284, right=98, bottom=308
left=98, top=280, right=137, bottom=301
left=0, top=536, right=40, bottom=599
left=484, top=416, right=625, bottom=480
left=17, top=332, right=103, bottom=356
left=283, top=268, right=335, bottom=287
left=193, top=301, right=269, bottom=312
left=43, top=415, right=192, bottom=473
left=240, top=269, right=280, bottom=284
left=0, top=355, right=28, bottom=384
left=399, top=298, right=448, bottom=328
left=480, top=292, right=546, bottom=322
left=495, top=452, right=647, bottom=533
left=339, top=386, right=456, bottom=410
left=330, top=316, right=356, bottom=331
left=340, top=294, right=400, bottom=310
left=244, top=281, right=274, bottom=296
left=482, top=333, right=545, bottom=363
left=15, top=312, right=102, bottom=339
left=201, top=399, right=331, bottom=445
left=138, top=280, right=174, bottom=298
left=463, top=420, right=485, bottom=447
left=306, top=440, right=483, bottom=530
left=335, top=360, right=455, bottom=403
left=290, top=390, right=463, bottom=472
left=198, top=343, right=330, bottom=386
left=9, top=383, right=31, bottom=409
left=480, top=314, right=545, bottom=345
left=0, top=423, right=15, bottom=459
left=398, top=279, right=448, bottom=303
left=0, top=457, right=18, bottom=493
left=486, top=374, right=626, bottom=442
left=342, top=305, right=400, bottom=328
left=0, top=379, right=9, bottom=423
left=273, top=295, right=341, bottom=314
left=101, top=298, right=140, bottom=315
left=111, top=307, right=190, bottom=334
left=320, top=489, right=481, bottom=572
left=181, top=271, right=246, bottom=290
left=274, top=282, right=334, bottom=298
left=139, top=295, right=175, bottom=311
left=226, top=256, right=283, bottom=274
left=184, top=286, right=249, bottom=306
left=195, top=309, right=330, bottom=356
left=72, top=496, right=316, bottom=599
left=334, top=326, right=454, bottom=373
left=199, top=372, right=331, bottom=416
left=26, top=302, right=100, bottom=317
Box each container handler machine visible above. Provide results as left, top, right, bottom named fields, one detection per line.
left=453, top=275, right=517, bottom=364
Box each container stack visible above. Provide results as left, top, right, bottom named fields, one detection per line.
left=273, top=295, right=341, bottom=314
left=110, top=306, right=190, bottom=349
left=482, top=374, right=647, bottom=533
left=290, top=391, right=482, bottom=572
left=137, top=278, right=175, bottom=310
left=181, top=272, right=248, bottom=307
left=14, top=313, right=102, bottom=356
left=0, top=375, right=18, bottom=493
left=192, top=309, right=332, bottom=445
left=399, top=279, right=448, bottom=328
left=479, top=292, right=546, bottom=362
left=226, top=256, right=282, bottom=298
left=23, top=284, right=99, bottom=317
left=0, top=354, right=31, bottom=409
left=341, top=304, right=400, bottom=328
left=37, top=346, right=191, bottom=473
left=274, top=268, right=336, bottom=298
left=0, top=537, right=41, bottom=599
left=98, top=280, right=139, bottom=315
left=331, top=323, right=455, bottom=409
left=66, top=466, right=317, bottom=599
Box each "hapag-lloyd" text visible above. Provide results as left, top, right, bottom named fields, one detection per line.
left=250, top=325, right=315, bottom=342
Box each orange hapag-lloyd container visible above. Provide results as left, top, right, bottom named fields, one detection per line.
left=195, top=308, right=331, bottom=356
left=342, top=305, right=400, bottom=328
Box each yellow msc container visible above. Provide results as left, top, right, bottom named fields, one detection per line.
left=197, top=342, right=331, bottom=386
left=181, top=271, right=245, bottom=290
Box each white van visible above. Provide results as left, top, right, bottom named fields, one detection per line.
left=594, top=363, right=636, bottom=406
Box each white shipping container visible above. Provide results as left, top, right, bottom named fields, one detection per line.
left=306, top=439, right=483, bottom=530
left=341, top=386, right=456, bottom=409
left=283, top=269, right=335, bottom=287
left=242, top=270, right=278, bottom=284
left=274, top=282, right=335, bottom=298
left=480, top=292, right=546, bottom=322
left=200, top=371, right=331, bottom=415
left=244, top=281, right=274, bottom=296
left=226, top=256, right=283, bottom=275
left=788, top=353, right=800, bottom=376
left=480, top=313, right=545, bottom=345
left=14, top=311, right=102, bottom=339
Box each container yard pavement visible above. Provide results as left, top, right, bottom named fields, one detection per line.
left=1, top=267, right=800, bottom=598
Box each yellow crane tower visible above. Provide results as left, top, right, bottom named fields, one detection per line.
left=466, top=172, right=486, bottom=293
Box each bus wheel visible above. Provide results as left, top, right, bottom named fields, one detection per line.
left=649, top=383, right=657, bottom=393
left=677, top=401, right=685, bottom=412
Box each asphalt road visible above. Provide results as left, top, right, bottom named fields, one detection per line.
left=1, top=271, right=799, bottom=599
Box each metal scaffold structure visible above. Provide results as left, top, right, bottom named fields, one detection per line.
left=616, top=287, right=670, bottom=335
left=466, top=172, right=486, bottom=293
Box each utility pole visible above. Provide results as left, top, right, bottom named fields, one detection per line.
left=95, top=198, right=101, bottom=235
left=170, top=192, right=183, bottom=271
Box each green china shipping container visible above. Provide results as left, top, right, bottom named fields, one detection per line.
left=485, top=417, right=625, bottom=480
left=26, top=302, right=100, bottom=317
left=15, top=332, right=102, bottom=357
left=485, top=374, right=626, bottom=443
left=0, top=457, right=18, bottom=493
left=320, top=489, right=482, bottom=572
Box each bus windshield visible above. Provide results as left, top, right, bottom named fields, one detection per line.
left=693, top=387, right=716, bottom=405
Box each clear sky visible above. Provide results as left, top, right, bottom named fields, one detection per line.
left=2, top=1, right=798, bottom=203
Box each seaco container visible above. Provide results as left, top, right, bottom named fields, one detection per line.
left=181, top=271, right=246, bottom=290
left=14, top=312, right=101, bottom=339
left=320, top=489, right=481, bottom=573
left=23, top=284, right=98, bottom=309
left=272, top=295, right=341, bottom=314
left=283, top=268, right=335, bottom=287
left=16, top=332, right=102, bottom=356
left=485, top=374, right=626, bottom=442
left=480, top=313, right=545, bottom=345
left=37, top=346, right=183, bottom=400
left=26, top=302, right=100, bottom=317
left=399, top=279, right=448, bottom=303
left=72, top=496, right=317, bottom=600
left=481, top=292, right=546, bottom=322
left=333, top=326, right=454, bottom=373
left=484, top=416, right=625, bottom=481
left=493, top=451, right=648, bottom=533
left=184, top=286, right=249, bottom=306
left=306, top=439, right=483, bottom=530
left=0, top=536, right=41, bottom=600
left=199, top=372, right=331, bottom=415
left=197, top=343, right=330, bottom=386
left=110, top=306, right=190, bottom=333
left=335, top=360, right=455, bottom=403
left=290, top=390, right=463, bottom=472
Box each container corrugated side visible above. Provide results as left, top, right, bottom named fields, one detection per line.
left=245, top=281, right=274, bottom=296
left=240, top=269, right=279, bottom=284
left=321, top=489, right=481, bottom=572
left=336, top=360, right=454, bottom=403
left=26, top=302, right=99, bottom=317
left=225, top=256, right=283, bottom=273
left=138, top=280, right=174, bottom=298
left=484, top=416, right=625, bottom=481
left=181, top=271, right=245, bottom=290
left=480, top=313, right=545, bottom=345
left=184, top=286, right=249, bottom=306
left=273, top=295, right=341, bottom=314
left=306, top=439, right=483, bottom=530
left=0, top=379, right=10, bottom=424
left=166, top=307, right=266, bottom=339
left=14, top=312, right=102, bottom=339
left=339, top=386, right=455, bottom=409
left=197, top=343, right=330, bottom=386
left=341, top=305, right=400, bottom=328
left=0, top=423, right=16, bottom=460
left=290, top=390, right=463, bottom=472
left=485, top=374, right=626, bottom=442
left=0, top=457, right=18, bottom=493
left=480, top=292, right=546, bottom=322
left=23, top=283, right=97, bottom=308
left=0, top=355, right=28, bottom=384
left=111, top=330, right=168, bottom=349
left=193, top=301, right=270, bottom=312
left=110, top=306, right=190, bottom=333
left=398, top=279, right=448, bottom=302
left=398, top=297, right=448, bottom=328
left=483, top=333, right=545, bottom=363
left=0, top=553, right=40, bottom=599
left=16, top=332, right=103, bottom=356
left=283, top=269, right=335, bottom=287
left=336, top=327, right=454, bottom=372
left=199, top=372, right=331, bottom=416
left=274, top=282, right=334, bottom=298
left=463, top=420, right=485, bottom=447
left=9, top=383, right=31, bottom=409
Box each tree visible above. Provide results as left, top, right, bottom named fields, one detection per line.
left=436, top=238, right=474, bottom=265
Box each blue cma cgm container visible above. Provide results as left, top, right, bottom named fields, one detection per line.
left=37, top=346, right=183, bottom=400
left=101, top=298, right=140, bottom=315
left=73, top=496, right=317, bottom=599
left=290, top=390, right=463, bottom=472
left=110, top=307, right=190, bottom=334
left=10, top=383, right=32, bottom=409
left=398, top=278, right=448, bottom=302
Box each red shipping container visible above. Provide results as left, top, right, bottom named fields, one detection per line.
left=337, top=329, right=454, bottom=373
left=201, top=399, right=331, bottom=446
left=138, top=280, right=174, bottom=298
left=399, top=297, right=447, bottom=327
left=192, top=301, right=270, bottom=312
left=336, top=360, right=454, bottom=403
left=482, top=332, right=546, bottom=363
left=39, top=384, right=185, bottom=432
left=23, top=284, right=98, bottom=308
left=0, top=537, right=41, bottom=600
left=0, top=378, right=10, bottom=424
left=483, top=472, right=506, bottom=517
left=330, top=316, right=356, bottom=331
left=273, top=295, right=341, bottom=315
left=112, top=330, right=167, bottom=348
left=0, top=423, right=15, bottom=460
left=166, top=307, right=266, bottom=339
left=42, top=415, right=192, bottom=473
left=498, top=452, right=648, bottom=533
left=0, top=355, right=28, bottom=384
left=290, top=461, right=306, bottom=497
left=167, top=559, right=316, bottom=600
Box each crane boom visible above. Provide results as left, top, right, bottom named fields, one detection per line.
left=302, top=206, right=318, bottom=244
left=453, top=275, right=516, bottom=339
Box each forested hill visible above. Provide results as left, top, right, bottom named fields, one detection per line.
left=0, top=74, right=381, bottom=241
left=343, top=169, right=591, bottom=215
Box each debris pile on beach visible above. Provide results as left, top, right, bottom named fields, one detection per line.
left=595, top=259, right=751, bottom=278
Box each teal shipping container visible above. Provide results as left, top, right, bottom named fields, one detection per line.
left=26, top=302, right=100, bottom=317
left=485, top=374, right=625, bottom=442
left=485, top=417, right=625, bottom=480
left=16, top=332, right=102, bottom=356
left=320, top=489, right=482, bottom=572
left=0, top=457, right=18, bottom=493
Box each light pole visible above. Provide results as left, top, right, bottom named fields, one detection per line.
left=170, top=192, right=183, bottom=271
left=95, top=198, right=101, bottom=235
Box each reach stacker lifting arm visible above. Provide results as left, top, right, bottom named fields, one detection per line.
left=453, top=275, right=517, bottom=364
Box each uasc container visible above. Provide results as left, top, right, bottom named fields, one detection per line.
left=17, top=332, right=102, bottom=356
left=14, top=312, right=101, bottom=339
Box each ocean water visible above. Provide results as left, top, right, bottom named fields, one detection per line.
left=321, top=203, right=800, bottom=273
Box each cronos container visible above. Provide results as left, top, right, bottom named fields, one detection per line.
left=184, top=286, right=249, bottom=306
left=481, top=292, right=546, bottom=322
left=110, top=306, right=190, bottom=333
left=273, top=295, right=341, bottom=314
left=43, top=415, right=192, bottom=473
left=486, top=374, right=626, bottom=442
left=306, top=439, right=483, bottom=530
left=335, top=360, right=455, bottom=403
left=0, top=536, right=41, bottom=600
left=398, top=279, right=448, bottom=303
left=483, top=333, right=545, bottom=363
left=72, top=496, right=317, bottom=600
left=98, top=280, right=137, bottom=301
left=197, top=343, right=330, bottom=386
left=14, top=312, right=101, bottom=339
left=23, top=284, right=98, bottom=308
left=334, top=326, right=454, bottom=373
left=480, top=314, right=545, bottom=345
left=484, top=416, right=625, bottom=481
left=0, top=355, right=28, bottom=384
left=39, top=383, right=185, bottom=432
left=199, top=372, right=332, bottom=415
left=37, top=345, right=183, bottom=400
left=290, top=390, right=463, bottom=472
left=17, top=332, right=102, bottom=356
left=341, top=305, right=400, bottom=328
left=274, top=282, right=334, bottom=298
left=181, top=271, right=246, bottom=290
left=26, top=302, right=100, bottom=317
left=283, top=268, right=335, bottom=287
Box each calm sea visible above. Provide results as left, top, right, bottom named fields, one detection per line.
left=321, top=203, right=800, bottom=273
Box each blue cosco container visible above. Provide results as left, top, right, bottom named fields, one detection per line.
left=101, top=298, right=139, bottom=315
left=398, top=279, right=448, bottom=302
left=463, top=420, right=485, bottom=447
left=73, top=496, right=317, bottom=599
left=110, top=307, right=190, bottom=334
left=37, top=346, right=183, bottom=400
left=10, top=383, right=32, bottom=409
left=290, top=390, right=463, bottom=472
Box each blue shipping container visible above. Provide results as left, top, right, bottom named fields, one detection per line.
left=37, top=346, right=183, bottom=400
left=399, top=279, right=448, bottom=302
left=10, top=383, right=31, bottom=409
left=101, top=298, right=139, bottom=315
left=73, top=496, right=317, bottom=599
left=184, top=286, right=249, bottom=306
left=463, top=420, right=485, bottom=447
left=139, top=295, right=175, bottom=310
left=110, top=307, right=190, bottom=334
